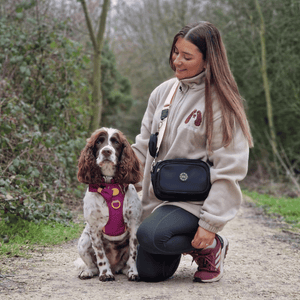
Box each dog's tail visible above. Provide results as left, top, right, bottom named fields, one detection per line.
left=74, top=257, right=86, bottom=271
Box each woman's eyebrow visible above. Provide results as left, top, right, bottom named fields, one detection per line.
left=174, top=47, right=193, bottom=56
left=182, top=51, right=193, bottom=56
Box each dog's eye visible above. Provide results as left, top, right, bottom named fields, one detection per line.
left=111, top=138, right=120, bottom=145
left=97, top=137, right=105, bottom=144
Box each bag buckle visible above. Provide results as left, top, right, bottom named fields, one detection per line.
left=151, top=159, right=156, bottom=172
left=158, top=120, right=164, bottom=130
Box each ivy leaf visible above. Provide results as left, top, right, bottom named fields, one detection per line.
left=20, top=66, right=27, bottom=73
left=32, top=169, right=40, bottom=178
left=16, top=12, right=23, bottom=19
left=82, top=55, right=90, bottom=64
left=6, top=194, right=14, bottom=200
left=13, top=159, right=20, bottom=168
left=50, top=41, right=57, bottom=49
left=15, top=7, right=23, bottom=13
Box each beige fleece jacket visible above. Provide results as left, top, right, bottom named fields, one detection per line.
left=132, top=71, right=249, bottom=233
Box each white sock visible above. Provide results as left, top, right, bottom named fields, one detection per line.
left=205, top=238, right=217, bottom=249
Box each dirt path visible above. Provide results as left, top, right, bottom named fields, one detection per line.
left=1, top=197, right=300, bottom=300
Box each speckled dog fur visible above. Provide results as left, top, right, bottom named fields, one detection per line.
left=76, top=128, right=142, bottom=282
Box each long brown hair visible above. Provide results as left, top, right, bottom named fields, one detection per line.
left=169, top=21, right=253, bottom=150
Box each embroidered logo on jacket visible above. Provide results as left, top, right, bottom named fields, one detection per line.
left=185, top=109, right=202, bottom=126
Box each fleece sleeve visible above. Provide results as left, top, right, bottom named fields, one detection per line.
left=198, top=115, right=250, bottom=233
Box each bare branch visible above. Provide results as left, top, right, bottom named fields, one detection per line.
left=79, top=0, right=98, bottom=51
left=96, top=0, right=110, bottom=52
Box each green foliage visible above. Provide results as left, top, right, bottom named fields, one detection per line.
left=101, top=41, right=135, bottom=131
left=206, top=0, right=300, bottom=173
left=0, top=217, right=85, bottom=257
left=243, top=190, right=300, bottom=228
left=0, top=16, right=89, bottom=225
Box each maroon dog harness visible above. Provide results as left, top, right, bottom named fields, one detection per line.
left=89, top=181, right=127, bottom=236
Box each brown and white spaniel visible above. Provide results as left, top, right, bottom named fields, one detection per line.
left=75, top=128, right=143, bottom=281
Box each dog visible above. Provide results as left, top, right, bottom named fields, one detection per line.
left=75, top=127, right=143, bottom=281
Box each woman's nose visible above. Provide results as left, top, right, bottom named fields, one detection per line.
left=174, top=55, right=182, bottom=66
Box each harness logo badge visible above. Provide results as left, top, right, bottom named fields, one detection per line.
left=179, top=172, right=188, bottom=181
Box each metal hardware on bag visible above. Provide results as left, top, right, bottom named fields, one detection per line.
left=151, top=159, right=162, bottom=173
left=161, top=109, right=169, bottom=120
left=151, top=159, right=156, bottom=172
left=179, top=172, right=188, bottom=181
left=158, top=120, right=164, bottom=130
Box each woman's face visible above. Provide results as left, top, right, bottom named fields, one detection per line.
left=172, top=37, right=206, bottom=80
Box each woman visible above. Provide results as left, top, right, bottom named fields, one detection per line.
left=132, top=21, right=253, bottom=283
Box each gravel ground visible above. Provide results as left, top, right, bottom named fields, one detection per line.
left=1, top=197, right=300, bottom=300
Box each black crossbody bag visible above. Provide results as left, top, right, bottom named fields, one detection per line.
left=149, top=80, right=211, bottom=202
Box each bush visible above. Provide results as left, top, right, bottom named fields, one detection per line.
left=0, top=17, right=89, bottom=225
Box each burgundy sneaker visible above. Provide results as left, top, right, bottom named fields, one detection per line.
left=189, top=234, right=229, bottom=283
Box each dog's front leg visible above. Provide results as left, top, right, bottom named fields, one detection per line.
left=126, top=224, right=139, bottom=281
left=124, top=185, right=142, bottom=281
left=89, top=226, right=115, bottom=281
left=77, top=227, right=99, bottom=279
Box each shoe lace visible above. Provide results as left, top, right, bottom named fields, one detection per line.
left=190, top=251, right=216, bottom=271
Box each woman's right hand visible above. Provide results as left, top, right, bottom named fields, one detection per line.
left=191, top=226, right=215, bottom=249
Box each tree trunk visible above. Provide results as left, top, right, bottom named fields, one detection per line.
left=90, top=51, right=102, bottom=132
left=80, top=0, right=110, bottom=132
left=254, top=0, right=277, bottom=162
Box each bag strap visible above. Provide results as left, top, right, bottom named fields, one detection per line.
left=155, top=80, right=180, bottom=157
left=151, top=79, right=212, bottom=171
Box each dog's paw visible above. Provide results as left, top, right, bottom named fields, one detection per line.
left=127, top=273, right=139, bottom=281
left=78, top=269, right=98, bottom=280
left=99, top=274, right=115, bottom=282
left=127, top=268, right=139, bottom=281
left=99, top=269, right=115, bottom=282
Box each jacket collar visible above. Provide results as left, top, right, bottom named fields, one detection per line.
left=179, top=71, right=206, bottom=92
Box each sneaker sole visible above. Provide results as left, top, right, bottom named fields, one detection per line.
left=193, top=236, right=229, bottom=283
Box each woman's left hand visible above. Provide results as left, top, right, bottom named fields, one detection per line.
left=191, top=226, right=215, bottom=249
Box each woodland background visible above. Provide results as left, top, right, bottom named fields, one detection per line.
left=0, top=0, right=300, bottom=224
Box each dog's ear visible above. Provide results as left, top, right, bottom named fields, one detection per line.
left=77, top=130, right=104, bottom=184
left=115, top=134, right=143, bottom=185
left=77, top=144, right=96, bottom=184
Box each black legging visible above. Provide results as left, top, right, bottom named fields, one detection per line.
left=136, top=205, right=199, bottom=282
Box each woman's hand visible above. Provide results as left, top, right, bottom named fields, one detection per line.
left=191, top=226, right=215, bottom=249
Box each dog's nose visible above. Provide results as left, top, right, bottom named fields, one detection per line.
left=102, top=149, right=112, bottom=157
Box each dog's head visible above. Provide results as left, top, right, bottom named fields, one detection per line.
left=77, top=128, right=142, bottom=185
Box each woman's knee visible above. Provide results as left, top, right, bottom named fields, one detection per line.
left=136, top=220, right=153, bottom=249
left=137, top=216, right=169, bottom=254
left=136, top=245, right=181, bottom=282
